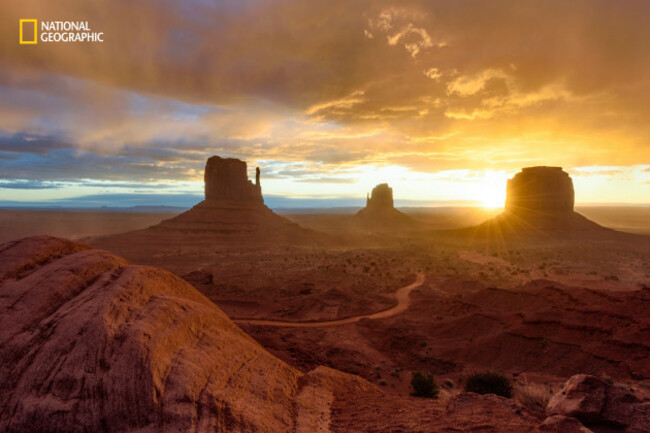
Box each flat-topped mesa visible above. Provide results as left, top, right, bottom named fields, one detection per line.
left=505, top=166, right=574, bottom=214
left=355, top=183, right=414, bottom=228
left=204, top=156, right=263, bottom=203
left=365, top=183, right=394, bottom=211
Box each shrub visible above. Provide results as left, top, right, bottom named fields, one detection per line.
left=464, top=371, right=513, bottom=398
left=514, top=383, right=551, bottom=412
left=410, top=371, right=439, bottom=398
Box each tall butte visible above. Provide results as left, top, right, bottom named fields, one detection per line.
left=204, top=156, right=263, bottom=203
left=462, top=166, right=617, bottom=239
left=355, top=183, right=414, bottom=228
left=505, top=166, right=574, bottom=214
left=91, top=156, right=324, bottom=255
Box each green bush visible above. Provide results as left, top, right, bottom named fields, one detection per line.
left=410, top=371, right=439, bottom=398
left=464, top=371, right=513, bottom=398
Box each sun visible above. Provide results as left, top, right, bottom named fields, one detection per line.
left=477, top=172, right=507, bottom=208
left=480, top=190, right=506, bottom=208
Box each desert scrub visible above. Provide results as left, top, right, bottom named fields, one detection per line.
left=410, top=371, right=439, bottom=398
left=464, top=371, right=513, bottom=398
left=442, top=378, right=455, bottom=389
left=514, top=383, right=551, bottom=412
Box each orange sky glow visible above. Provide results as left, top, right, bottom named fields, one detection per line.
left=0, top=0, right=648, bottom=207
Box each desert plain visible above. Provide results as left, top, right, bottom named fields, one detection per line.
left=1, top=158, right=648, bottom=432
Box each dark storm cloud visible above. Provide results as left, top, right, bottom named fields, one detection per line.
left=3, top=0, right=649, bottom=116
left=0, top=145, right=199, bottom=182
left=0, top=132, right=72, bottom=155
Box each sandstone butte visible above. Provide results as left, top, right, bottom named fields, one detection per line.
left=505, top=166, right=575, bottom=214
left=0, top=235, right=582, bottom=432
left=90, top=156, right=328, bottom=257
left=355, top=183, right=415, bottom=227
left=456, top=166, right=625, bottom=240
left=153, top=156, right=316, bottom=240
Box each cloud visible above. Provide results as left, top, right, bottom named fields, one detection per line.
left=447, top=69, right=510, bottom=97
left=0, top=0, right=649, bottom=203
left=0, top=179, right=63, bottom=189
left=295, top=177, right=356, bottom=184
left=306, top=91, right=366, bottom=117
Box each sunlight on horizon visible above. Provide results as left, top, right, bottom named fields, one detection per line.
left=0, top=164, right=649, bottom=207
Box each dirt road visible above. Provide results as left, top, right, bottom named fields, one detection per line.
left=234, top=273, right=426, bottom=328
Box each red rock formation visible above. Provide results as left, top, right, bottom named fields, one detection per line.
left=204, top=156, right=263, bottom=203
left=91, top=156, right=328, bottom=255
left=547, top=374, right=650, bottom=432
left=540, top=415, right=594, bottom=433
left=450, top=166, right=634, bottom=240
left=365, top=183, right=394, bottom=210
left=154, top=156, right=321, bottom=242
left=0, top=236, right=368, bottom=432
left=356, top=183, right=415, bottom=228
left=0, top=236, right=570, bottom=432
left=506, top=166, right=574, bottom=214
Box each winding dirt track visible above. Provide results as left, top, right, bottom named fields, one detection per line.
left=234, top=273, right=426, bottom=328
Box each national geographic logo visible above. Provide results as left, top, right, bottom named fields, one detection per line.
left=19, top=19, right=37, bottom=44
left=19, top=19, right=104, bottom=44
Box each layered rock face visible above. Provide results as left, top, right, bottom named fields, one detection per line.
left=505, top=166, right=574, bottom=213
left=0, top=236, right=299, bottom=432
left=0, top=236, right=371, bottom=432
left=365, top=183, right=394, bottom=210
left=204, top=156, right=263, bottom=203
left=546, top=374, right=650, bottom=432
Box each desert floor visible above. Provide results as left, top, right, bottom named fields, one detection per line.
left=2, top=205, right=649, bottom=410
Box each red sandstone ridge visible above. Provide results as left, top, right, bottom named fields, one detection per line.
left=0, top=236, right=367, bottom=432
left=355, top=183, right=416, bottom=229
left=0, top=236, right=574, bottom=432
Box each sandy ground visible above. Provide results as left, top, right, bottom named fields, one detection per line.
left=234, top=273, right=426, bottom=327
left=0, top=209, right=179, bottom=244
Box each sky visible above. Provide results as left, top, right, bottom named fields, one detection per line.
left=1, top=0, right=649, bottom=208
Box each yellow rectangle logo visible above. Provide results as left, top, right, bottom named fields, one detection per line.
left=19, top=19, right=38, bottom=44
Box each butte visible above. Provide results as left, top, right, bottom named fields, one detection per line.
left=91, top=156, right=327, bottom=261
left=455, top=166, right=628, bottom=241
left=353, top=183, right=416, bottom=230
